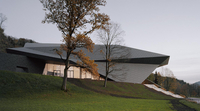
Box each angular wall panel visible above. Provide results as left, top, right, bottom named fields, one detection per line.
left=96, top=62, right=158, bottom=83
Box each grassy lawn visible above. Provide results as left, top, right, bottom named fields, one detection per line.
left=180, top=100, right=200, bottom=111
left=0, top=95, right=173, bottom=111
left=0, top=70, right=199, bottom=111
left=70, top=79, right=174, bottom=100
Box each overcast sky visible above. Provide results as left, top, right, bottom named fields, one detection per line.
left=0, top=0, right=199, bottom=83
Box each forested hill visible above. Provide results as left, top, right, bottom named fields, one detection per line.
left=147, top=73, right=200, bottom=97
left=0, top=28, right=36, bottom=53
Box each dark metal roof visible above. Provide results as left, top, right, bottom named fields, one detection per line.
left=7, top=43, right=169, bottom=66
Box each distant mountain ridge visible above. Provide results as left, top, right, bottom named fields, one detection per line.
left=193, top=81, right=200, bottom=86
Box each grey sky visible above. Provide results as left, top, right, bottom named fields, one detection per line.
left=0, top=0, right=199, bottom=83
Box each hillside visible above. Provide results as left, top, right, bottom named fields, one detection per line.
left=0, top=70, right=172, bottom=100
left=0, top=70, right=199, bottom=111
left=0, top=28, right=36, bottom=53
left=147, top=73, right=200, bottom=97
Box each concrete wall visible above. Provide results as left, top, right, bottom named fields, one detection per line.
left=96, top=62, right=159, bottom=83
left=0, top=53, right=45, bottom=74
left=42, top=62, right=156, bottom=83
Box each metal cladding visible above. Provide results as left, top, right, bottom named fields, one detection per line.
left=6, top=43, right=170, bottom=83
left=7, top=43, right=169, bottom=65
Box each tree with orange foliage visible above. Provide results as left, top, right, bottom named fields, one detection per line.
left=40, top=0, right=110, bottom=91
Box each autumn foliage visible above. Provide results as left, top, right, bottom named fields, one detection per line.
left=40, top=0, right=110, bottom=91
left=147, top=71, right=200, bottom=97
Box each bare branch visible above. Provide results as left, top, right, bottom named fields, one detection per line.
left=96, top=22, right=130, bottom=87
left=53, top=48, right=65, bottom=63
left=0, top=13, right=7, bottom=29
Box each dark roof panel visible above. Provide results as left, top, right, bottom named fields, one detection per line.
left=7, top=43, right=169, bottom=65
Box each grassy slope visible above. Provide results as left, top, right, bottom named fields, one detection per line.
left=180, top=100, right=200, bottom=111
left=68, top=78, right=173, bottom=100
left=0, top=70, right=199, bottom=111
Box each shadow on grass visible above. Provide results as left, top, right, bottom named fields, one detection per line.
left=68, top=78, right=174, bottom=100
left=170, top=99, right=196, bottom=111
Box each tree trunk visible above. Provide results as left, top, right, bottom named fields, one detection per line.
left=61, top=53, right=70, bottom=91
left=61, top=67, right=68, bottom=91
left=104, top=60, right=109, bottom=87
left=104, top=74, right=108, bottom=87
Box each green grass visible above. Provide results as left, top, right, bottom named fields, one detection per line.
left=0, top=70, right=198, bottom=111
left=74, top=79, right=174, bottom=100
left=0, top=96, right=173, bottom=111
left=180, top=100, right=200, bottom=111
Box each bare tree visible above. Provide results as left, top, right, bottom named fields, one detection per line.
left=0, top=13, right=7, bottom=29
left=96, top=22, right=129, bottom=87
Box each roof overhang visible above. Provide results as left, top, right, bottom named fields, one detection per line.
left=6, top=43, right=170, bottom=67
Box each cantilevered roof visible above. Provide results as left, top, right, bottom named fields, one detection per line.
left=7, top=43, right=169, bottom=66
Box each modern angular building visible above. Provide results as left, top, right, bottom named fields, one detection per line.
left=0, top=43, right=169, bottom=84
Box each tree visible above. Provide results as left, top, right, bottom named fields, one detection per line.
left=198, top=86, right=200, bottom=97
left=0, top=13, right=7, bottom=29
left=154, top=71, right=158, bottom=84
left=157, top=72, right=165, bottom=86
left=96, top=22, right=129, bottom=87
left=180, top=84, right=190, bottom=97
left=40, top=0, right=110, bottom=91
left=160, top=67, right=177, bottom=91
left=174, top=81, right=181, bottom=94
left=147, top=73, right=155, bottom=82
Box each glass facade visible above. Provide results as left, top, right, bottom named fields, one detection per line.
left=43, top=63, right=104, bottom=80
